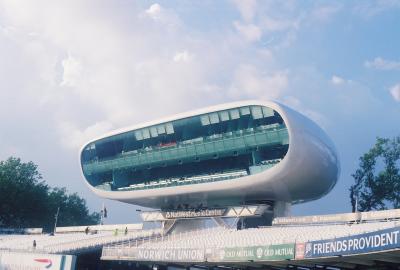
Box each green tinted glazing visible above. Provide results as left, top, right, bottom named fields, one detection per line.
left=81, top=105, right=289, bottom=191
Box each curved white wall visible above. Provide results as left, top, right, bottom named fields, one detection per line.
left=80, top=100, right=339, bottom=209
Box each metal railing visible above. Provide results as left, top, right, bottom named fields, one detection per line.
left=83, top=126, right=288, bottom=174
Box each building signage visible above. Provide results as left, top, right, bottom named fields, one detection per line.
left=302, top=226, right=400, bottom=258
left=218, top=244, right=295, bottom=261
left=162, top=208, right=226, bottom=219
left=0, top=252, right=76, bottom=270
left=134, top=248, right=205, bottom=262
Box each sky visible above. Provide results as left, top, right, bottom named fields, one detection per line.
left=0, top=0, right=399, bottom=224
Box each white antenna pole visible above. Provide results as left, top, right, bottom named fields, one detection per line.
left=101, top=202, right=105, bottom=225
left=53, top=207, right=60, bottom=234
left=355, top=195, right=358, bottom=213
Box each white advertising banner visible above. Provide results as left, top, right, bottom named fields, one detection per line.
left=274, top=209, right=400, bottom=226
left=0, top=252, right=76, bottom=270
left=136, top=248, right=205, bottom=262
left=273, top=212, right=361, bottom=225
left=361, top=209, right=400, bottom=221
left=102, top=248, right=205, bottom=262
left=162, top=209, right=226, bottom=219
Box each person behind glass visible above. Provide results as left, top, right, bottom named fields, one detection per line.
left=33, top=240, right=36, bottom=249
left=125, top=227, right=128, bottom=235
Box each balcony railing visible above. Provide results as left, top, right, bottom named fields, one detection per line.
left=83, top=125, right=288, bottom=175
left=114, top=169, right=249, bottom=191
left=94, top=158, right=282, bottom=192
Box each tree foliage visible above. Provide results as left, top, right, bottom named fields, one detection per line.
left=0, top=157, right=100, bottom=231
left=350, top=136, right=400, bottom=212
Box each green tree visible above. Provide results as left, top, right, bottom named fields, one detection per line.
left=350, top=136, right=400, bottom=212
left=46, top=187, right=101, bottom=230
left=0, top=157, right=100, bottom=231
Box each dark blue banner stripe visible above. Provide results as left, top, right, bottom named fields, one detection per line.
left=304, top=226, right=400, bottom=258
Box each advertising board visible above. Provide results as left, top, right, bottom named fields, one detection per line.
left=273, top=212, right=360, bottom=225
left=161, top=209, right=227, bottom=219
left=298, top=226, right=400, bottom=258
left=274, top=210, right=400, bottom=226
left=216, top=244, right=295, bottom=262
left=103, top=245, right=295, bottom=263
left=107, top=248, right=205, bottom=262
left=0, top=228, right=42, bottom=234
left=295, top=243, right=306, bottom=260
left=361, top=209, right=400, bottom=221
left=0, top=252, right=76, bottom=270
left=136, top=248, right=205, bottom=262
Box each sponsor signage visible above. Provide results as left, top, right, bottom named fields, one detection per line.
left=127, top=248, right=205, bottom=262
left=295, top=243, right=305, bottom=260
left=361, top=209, right=400, bottom=221
left=273, top=213, right=360, bottom=225
left=0, top=252, right=76, bottom=270
left=274, top=210, right=400, bottom=226
left=302, top=226, right=400, bottom=258
left=218, top=244, right=295, bottom=261
left=162, top=208, right=226, bottom=219
left=0, top=228, right=43, bottom=234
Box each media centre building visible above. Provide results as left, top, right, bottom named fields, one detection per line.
left=80, top=100, right=340, bottom=225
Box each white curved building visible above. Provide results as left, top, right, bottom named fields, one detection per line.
left=80, top=100, right=339, bottom=214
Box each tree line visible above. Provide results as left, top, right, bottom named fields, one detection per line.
left=1, top=136, right=398, bottom=231
left=0, top=157, right=100, bottom=232
left=350, top=136, right=400, bottom=212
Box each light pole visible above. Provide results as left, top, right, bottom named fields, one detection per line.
left=53, top=207, right=60, bottom=235
left=100, top=202, right=107, bottom=225
left=354, top=188, right=360, bottom=213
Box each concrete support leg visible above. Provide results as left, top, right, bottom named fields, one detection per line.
left=273, top=201, right=291, bottom=218
left=162, top=220, right=176, bottom=234
left=212, top=217, right=230, bottom=228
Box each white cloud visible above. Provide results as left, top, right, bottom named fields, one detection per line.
left=365, top=57, right=400, bottom=70
left=233, top=21, right=262, bottom=42
left=311, top=4, right=342, bottom=22
left=390, top=83, right=400, bottom=102
left=231, top=0, right=257, bottom=22
left=142, top=3, right=181, bottom=28
left=354, top=0, right=400, bottom=18
left=173, top=50, right=194, bottom=63
left=331, top=75, right=345, bottom=85
left=60, top=55, right=83, bottom=87
left=261, top=17, right=297, bottom=32
left=229, top=65, right=288, bottom=100
left=231, top=0, right=301, bottom=47
left=58, top=121, right=114, bottom=150
left=145, top=3, right=162, bottom=19
left=283, top=96, right=328, bottom=128
left=229, top=2, right=307, bottom=49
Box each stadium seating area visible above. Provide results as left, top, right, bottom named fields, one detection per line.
left=136, top=220, right=399, bottom=249
left=0, top=229, right=161, bottom=254
left=3, top=210, right=400, bottom=265
left=117, top=169, right=249, bottom=191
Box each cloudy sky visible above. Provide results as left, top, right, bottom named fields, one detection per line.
left=0, top=0, right=399, bottom=224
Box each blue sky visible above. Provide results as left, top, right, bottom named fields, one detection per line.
left=0, top=0, right=399, bottom=223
